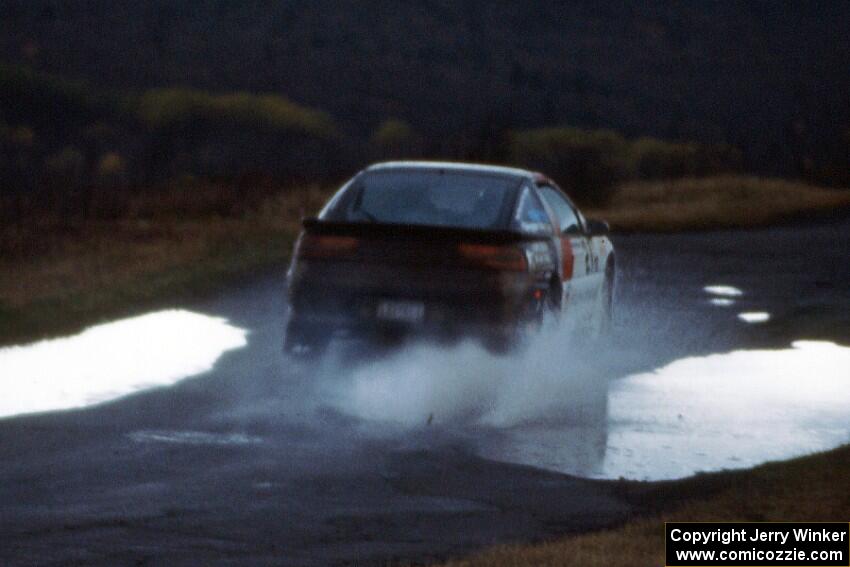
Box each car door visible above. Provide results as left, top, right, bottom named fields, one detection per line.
left=574, top=206, right=607, bottom=295
left=536, top=184, right=594, bottom=318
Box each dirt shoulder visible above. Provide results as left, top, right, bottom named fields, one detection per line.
left=440, top=444, right=850, bottom=566
left=0, top=186, right=327, bottom=345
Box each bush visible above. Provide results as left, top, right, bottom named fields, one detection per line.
left=629, top=137, right=741, bottom=179
left=371, top=119, right=420, bottom=159
left=509, top=126, right=742, bottom=205
left=138, top=88, right=337, bottom=139
left=1, top=125, right=35, bottom=148
left=509, top=127, right=630, bottom=205
left=96, top=152, right=126, bottom=180
left=44, top=146, right=85, bottom=178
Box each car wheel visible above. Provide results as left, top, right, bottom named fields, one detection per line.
left=504, top=287, right=559, bottom=353
left=596, top=262, right=615, bottom=337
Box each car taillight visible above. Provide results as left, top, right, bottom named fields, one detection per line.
left=297, top=234, right=359, bottom=259
left=457, top=243, right=527, bottom=271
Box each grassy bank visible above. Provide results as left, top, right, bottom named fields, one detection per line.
left=0, top=185, right=329, bottom=345
left=441, top=444, right=850, bottom=566
left=586, top=175, right=850, bottom=232
left=1, top=175, right=847, bottom=346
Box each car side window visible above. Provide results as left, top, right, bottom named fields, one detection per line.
left=513, top=186, right=553, bottom=235
left=538, top=185, right=581, bottom=234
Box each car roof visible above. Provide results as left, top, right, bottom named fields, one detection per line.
left=364, top=160, right=536, bottom=181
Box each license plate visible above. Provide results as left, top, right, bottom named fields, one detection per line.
left=376, top=300, right=425, bottom=323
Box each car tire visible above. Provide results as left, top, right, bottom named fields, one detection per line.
left=496, top=287, right=558, bottom=354
left=597, top=261, right=615, bottom=337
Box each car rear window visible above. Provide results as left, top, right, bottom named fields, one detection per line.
left=321, top=170, right=518, bottom=229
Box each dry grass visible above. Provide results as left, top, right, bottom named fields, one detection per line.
left=0, top=185, right=330, bottom=344
left=586, top=176, right=850, bottom=232
left=440, top=444, right=850, bottom=566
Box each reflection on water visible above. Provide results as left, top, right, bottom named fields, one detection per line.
left=704, top=285, right=743, bottom=297
left=604, top=340, right=850, bottom=480
left=738, top=311, right=771, bottom=323
left=0, top=310, right=247, bottom=418
left=483, top=341, right=850, bottom=481
left=128, top=430, right=262, bottom=446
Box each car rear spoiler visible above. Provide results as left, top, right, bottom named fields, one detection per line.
left=302, top=218, right=548, bottom=244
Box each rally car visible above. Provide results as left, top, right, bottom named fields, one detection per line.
left=284, top=161, right=615, bottom=356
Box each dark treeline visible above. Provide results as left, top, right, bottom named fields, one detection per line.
left=2, top=0, right=849, bottom=189
left=0, top=61, right=743, bottom=220
left=0, top=63, right=351, bottom=219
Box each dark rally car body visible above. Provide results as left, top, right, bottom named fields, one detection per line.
left=284, top=161, right=614, bottom=356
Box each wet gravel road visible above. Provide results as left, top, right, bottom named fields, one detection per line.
left=1, top=215, right=848, bottom=566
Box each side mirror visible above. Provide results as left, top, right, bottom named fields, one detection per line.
left=585, top=219, right=610, bottom=236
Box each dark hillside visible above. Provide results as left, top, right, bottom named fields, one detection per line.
left=0, top=63, right=346, bottom=218
left=3, top=1, right=849, bottom=183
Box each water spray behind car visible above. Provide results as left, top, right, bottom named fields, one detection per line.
left=280, top=161, right=624, bottom=430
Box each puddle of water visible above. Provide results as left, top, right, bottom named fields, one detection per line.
left=0, top=310, right=247, bottom=418
left=704, top=285, right=743, bottom=297
left=128, top=430, right=262, bottom=446
left=481, top=341, right=850, bottom=481
left=605, top=340, right=850, bottom=479
left=738, top=311, right=771, bottom=323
